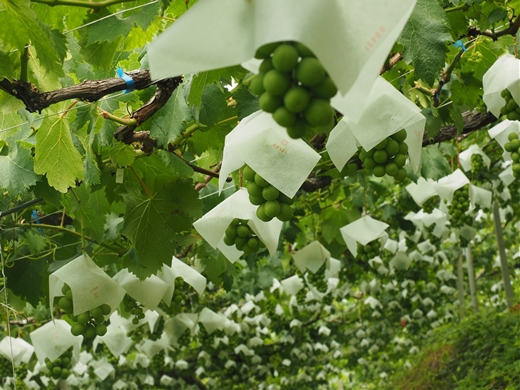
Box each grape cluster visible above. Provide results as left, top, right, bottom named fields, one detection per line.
left=263, top=299, right=277, bottom=318
left=358, top=130, right=408, bottom=180
left=504, top=132, right=520, bottom=179
left=59, top=284, right=110, bottom=338
left=177, top=329, right=192, bottom=347
left=170, top=277, right=188, bottom=314
left=448, top=185, right=471, bottom=228
left=0, top=357, right=12, bottom=383
left=122, top=294, right=146, bottom=325
left=127, top=324, right=146, bottom=343
left=423, top=224, right=441, bottom=247
left=296, top=288, right=307, bottom=306
left=150, top=350, right=165, bottom=373
left=223, top=218, right=264, bottom=255
left=44, top=347, right=73, bottom=380
left=103, top=345, right=119, bottom=366
left=356, top=239, right=382, bottom=261
left=470, top=153, right=485, bottom=175
left=499, top=89, right=520, bottom=121
left=243, top=166, right=294, bottom=222
left=149, top=316, right=165, bottom=341
left=250, top=41, right=337, bottom=139
left=306, top=263, right=328, bottom=293
left=422, top=195, right=440, bottom=214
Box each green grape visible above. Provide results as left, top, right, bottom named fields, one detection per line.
left=286, top=118, right=309, bottom=139
left=296, top=57, right=326, bottom=87
left=259, top=92, right=283, bottom=113
left=243, top=165, right=256, bottom=182
left=273, top=106, right=296, bottom=127
left=90, top=307, right=102, bottom=318
left=254, top=173, right=270, bottom=187
left=272, top=44, right=299, bottom=72
left=422, top=195, right=440, bottom=214
left=304, top=99, right=334, bottom=126
left=294, top=42, right=315, bottom=57
left=254, top=42, right=281, bottom=59
left=470, top=153, right=485, bottom=175
left=310, top=76, right=338, bottom=99
left=223, top=219, right=264, bottom=256
left=246, top=181, right=263, bottom=198
left=262, top=185, right=280, bottom=201
left=259, top=58, right=274, bottom=74
left=58, top=296, right=73, bottom=313
left=71, top=323, right=86, bottom=336
left=448, top=185, right=471, bottom=227
left=278, top=203, right=294, bottom=221
left=264, top=200, right=281, bottom=218
left=96, top=323, right=108, bottom=336
left=263, top=70, right=291, bottom=96
left=284, top=87, right=311, bottom=113
left=356, top=239, right=381, bottom=261
left=307, top=263, right=328, bottom=293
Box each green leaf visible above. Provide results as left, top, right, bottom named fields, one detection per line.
left=450, top=72, right=482, bottom=108
left=422, top=108, right=443, bottom=138
left=419, top=145, right=452, bottom=180
left=0, top=51, right=15, bottom=80
left=25, top=230, right=48, bottom=255
left=321, top=206, right=350, bottom=244
left=0, top=140, right=39, bottom=196
left=150, top=87, right=192, bottom=147
left=188, top=65, right=245, bottom=106
left=234, top=86, right=259, bottom=120
left=156, top=150, right=194, bottom=178
left=4, top=256, right=46, bottom=307
left=34, top=117, right=84, bottom=193
left=110, top=142, right=135, bottom=167
left=79, top=35, right=124, bottom=73
left=119, top=178, right=202, bottom=279
left=398, top=0, right=452, bottom=85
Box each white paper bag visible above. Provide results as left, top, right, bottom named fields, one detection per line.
left=459, top=144, right=491, bottom=172
left=113, top=269, right=169, bottom=311
left=198, top=308, right=229, bottom=335
left=292, top=241, right=330, bottom=274
left=483, top=54, right=520, bottom=118
left=49, top=254, right=126, bottom=318
left=219, top=111, right=321, bottom=198
left=488, top=120, right=520, bottom=159
left=99, top=323, right=133, bottom=357
left=149, top=0, right=417, bottom=120
left=406, top=177, right=438, bottom=206
left=340, top=215, right=389, bottom=257
left=158, top=257, right=207, bottom=306
left=193, top=188, right=282, bottom=263
left=30, top=320, right=82, bottom=364
left=0, top=337, right=34, bottom=366
left=433, top=169, right=470, bottom=203
left=327, top=77, right=426, bottom=172
left=280, top=275, right=305, bottom=296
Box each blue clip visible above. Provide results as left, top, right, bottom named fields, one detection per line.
left=452, top=40, right=466, bottom=52
left=31, top=210, right=40, bottom=224
left=116, top=68, right=135, bottom=93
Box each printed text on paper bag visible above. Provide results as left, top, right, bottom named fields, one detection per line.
left=364, top=27, right=386, bottom=52
left=272, top=139, right=289, bottom=155
left=90, top=286, right=100, bottom=299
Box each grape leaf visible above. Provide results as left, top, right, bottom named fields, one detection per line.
left=321, top=206, right=350, bottom=244
left=119, top=178, right=202, bottom=279
left=0, top=51, right=15, bottom=80
left=4, top=257, right=46, bottom=307
left=398, top=0, right=451, bottom=85
left=110, top=142, right=136, bottom=167
left=188, top=65, right=245, bottom=106
left=234, top=86, right=260, bottom=120
left=34, top=117, right=84, bottom=193
left=420, top=145, right=452, bottom=180
left=0, top=140, right=39, bottom=196
left=450, top=72, right=482, bottom=108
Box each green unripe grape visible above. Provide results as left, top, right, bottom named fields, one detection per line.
left=249, top=195, right=265, bottom=206
left=360, top=254, right=368, bottom=261
left=399, top=142, right=409, bottom=154
left=96, top=324, right=108, bottom=337
left=62, top=357, right=70, bottom=365
left=502, top=89, right=512, bottom=99
left=237, top=225, right=250, bottom=238
left=506, top=99, right=518, bottom=111
left=507, top=111, right=520, bottom=121
left=310, top=76, right=337, bottom=99
left=359, top=149, right=367, bottom=161
left=249, top=74, right=265, bottom=96
left=286, top=118, right=309, bottom=139
left=284, top=87, right=311, bottom=113
left=373, top=166, right=385, bottom=177
left=505, top=142, right=513, bottom=152
left=65, top=289, right=73, bottom=300
left=242, top=245, right=254, bottom=255
left=94, top=315, right=105, bottom=324
left=373, top=150, right=388, bottom=164
left=393, top=154, right=407, bottom=168
left=132, top=318, right=139, bottom=325
left=61, top=283, right=71, bottom=295
left=385, top=163, right=399, bottom=176
left=516, top=106, right=520, bottom=114
left=243, top=166, right=256, bottom=182
left=248, top=238, right=258, bottom=248
left=262, top=185, right=280, bottom=201
left=500, top=105, right=509, bottom=116
left=263, top=70, right=291, bottom=96
left=90, top=307, right=102, bottom=319
left=364, top=244, right=371, bottom=252
left=54, top=357, right=62, bottom=365
left=512, top=139, right=520, bottom=150
left=256, top=204, right=273, bottom=222
left=278, top=203, right=293, bottom=221
left=225, top=226, right=237, bottom=240
left=392, top=129, right=407, bottom=142
left=511, top=152, right=520, bottom=162
left=508, top=132, right=519, bottom=141
left=58, top=297, right=73, bottom=313
left=77, top=312, right=90, bottom=325
left=264, top=200, right=281, bottom=218
left=259, top=92, right=283, bottom=113
left=364, top=157, right=376, bottom=170
left=513, top=164, right=520, bottom=174
left=71, top=323, right=86, bottom=337
left=294, top=42, right=315, bottom=57
left=272, top=44, right=299, bottom=72
left=254, top=42, right=281, bottom=59
left=254, top=173, right=269, bottom=187
left=259, top=58, right=274, bottom=74
left=304, top=99, right=334, bottom=126
left=235, top=236, right=247, bottom=250
left=396, top=168, right=408, bottom=181
left=385, top=139, right=400, bottom=157
left=101, top=304, right=111, bottom=316
left=247, top=182, right=263, bottom=198
left=273, top=106, right=296, bottom=127
left=53, top=366, right=62, bottom=376
left=296, top=57, right=326, bottom=87
left=374, top=139, right=387, bottom=150
left=60, top=368, right=70, bottom=380
left=367, top=251, right=375, bottom=258
left=278, top=193, right=294, bottom=205
left=46, top=360, right=54, bottom=370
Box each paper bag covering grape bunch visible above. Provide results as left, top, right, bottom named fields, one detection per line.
left=148, top=0, right=418, bottom=138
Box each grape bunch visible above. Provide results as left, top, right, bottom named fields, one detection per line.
left=243, top=165, right=294, bottom=222
left=177, top=329, right=192, bottom=347
left=102, top=344, right=119, bottom=366
left=150, top=350, right=166, bottom=373
left=170, top=277, right=188, bottom=314
left=358, top=130, right=408, bottom=180
left=223, top=218, right=264, bottom=255
left=499, top=89, right=520, bottom=121
left=504, top=132, right=520, bottom=179
left=250, top=41, right=338, bottom=139
left=356, top=239, right=382, bottom=261
left=423, top=224, right=441, bottom=247
left=263, top=299, right=277, bottom=318
left=422, top=195, right=440, bottom=214
left=0, top=356, right=12, bottom=383
left=149, top=316, right=165, bottom=341
left=448, top=185, right=471, bottom=228
left=122, top=294, right=146, bottom=325
left=306, top=263, right=328, bottom=293
left=44, top=347, right=73, bottom=380
left=127, top=324, right=146, bottom=343
left=296, top=287, right=307, bottom=306
left=59, top=283, right=110, bottom=338
left=470, top=153, right=485, bottom=175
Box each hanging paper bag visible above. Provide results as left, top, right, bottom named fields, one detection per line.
left=340, top=215, right=389, bottom=257
left=30, top=319, right=82, bottom=364
left=158, top=257, right=207, bottom=306
left=483, top=54, right=520, bottom=118
left=113, top=269, right=169, bottom=311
